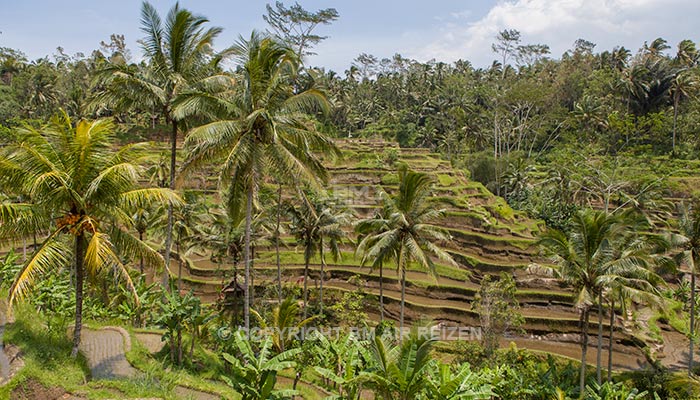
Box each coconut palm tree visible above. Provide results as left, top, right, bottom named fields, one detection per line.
left=676, top=40, right=699, bottom=68
left=94, top=1, right=222, bottom=288
left=130, top=203, right=155, bottom=276
left=287, top=192, right=351, bottom=318
left=356, top=205, right=394, bottom=321
left=595, top=211, right=668, bottom=383
left=537, top=209, right=630, bottom=395
left=357, top=165, right=455, bottom=333
left=176, top=31, right=337, bottom=332
left=670, top=70, right=697, bottom=153
left=170, top=191, right=209, bottom=291
left=0, top=112, right=179, bottom=356
left=675, top=201, right=700, bottom=376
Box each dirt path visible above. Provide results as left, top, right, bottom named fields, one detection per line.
left=79, top=327, right=137, bottom=379
left=658, top=329, right=700, bottom=371
left=82, top=328, right=223, bottom=399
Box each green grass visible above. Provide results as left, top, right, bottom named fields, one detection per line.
left=125, top=331, right=241, bottom=399
left=0, top=305, right=178, bottom=400
left=446, top=227, right=535, bottom=250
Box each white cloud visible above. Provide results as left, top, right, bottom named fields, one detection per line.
left=410, top=0, right=700, bottom=67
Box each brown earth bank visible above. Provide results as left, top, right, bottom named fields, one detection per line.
left=10, top=378, right=85, bottom=400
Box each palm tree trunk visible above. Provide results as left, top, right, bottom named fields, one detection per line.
left=162, top=119, right=178, bottom=290
left=250, top=244, right=255, bottom=309
left=607, top=297, right=614, bottom=382
left=243, top=181, right=253, bottom=334
left=399, top=242, right=406, bottom=339
left=139, top=231, right=144, bottom=276
left=400, top=267, right=407, bottom=339
left=597, top=292, right=603, bottom=384
left=379, top=263, right=384, bottom=321
left=71, top=233, right=86, bottom=358
left=673, top=96, right=679, bottom=154
left=276, top=183, right=283, bottom=303
left=579, top=307, right=590, bottom=398
left=251, top=245, right=256, bottom=311
left=303, top=248, right=311, bottom=320
left=691, top=270, right=696, bottom=376
left=320, top=238, right=325, bottom=317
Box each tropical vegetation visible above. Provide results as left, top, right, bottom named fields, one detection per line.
left=1, top=1, right=700, bottom=399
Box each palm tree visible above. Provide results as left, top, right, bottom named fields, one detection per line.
left=94, top=1, right=222, bottom=288
left=676, top=40, right=699, bottom=68
left=670, top=70, right=697, bottom=153
left=357, top=165, right=455, bottom=333
left=675, top=201, right=700, bottom=376
left=356, top=205, right=394, bottom=321
left=287, top=192, right=351, bottom=318
left=177, top=31, right=337, bottom=332
left=0, top=113, right=178, bottom=356
left=537, top=209, right=632, bottom=395
left=170, top=191, right=208, bottom=291
left=595, top=211, right=668, bottom=383
left=130, top=203, right=154, bottom=276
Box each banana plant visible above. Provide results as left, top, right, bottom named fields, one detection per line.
left=425, top=363, right=494, bottom=400
left=585, top=381, right=647, bottom=400
left=361, top=330, right=436, bottom=400
left=222, top=330, right=301, bottom=400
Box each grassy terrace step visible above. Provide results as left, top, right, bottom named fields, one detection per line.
left=446, top=249, right=532, bottom=272
left=252, top=248, right=543, bottom=281
left=446, top=226, right=535, bottom=248
left=184, top=244, right=540, bottom=283
left=322, top=283, right=607, bottom=335
left=177, top=262, right=574, bottom=307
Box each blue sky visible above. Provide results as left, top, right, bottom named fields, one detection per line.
left=1, top=1, right=698, bottom=72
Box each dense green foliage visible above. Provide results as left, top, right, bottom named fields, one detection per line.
left=2, top=2, right=700, bottom=399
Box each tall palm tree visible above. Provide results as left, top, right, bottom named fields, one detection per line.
left=177, top=32, right=337, bottom=331
left=287, top=192, right=350, bottom=318
left=676, top=40, right=699, bottom=68
left=670, top=70, right=697, bottom=153
left=675, top=201, right=700, bottom=376
left=537, top=209, right=631, bottom=395
left=357, top=165, right=455, bottom=333
left=170, top=191, right=208, bottom=291
left=94, top=1, right=222, bottom=288
left=0, top=113, right=178, bottom=356
left=356, top=204, right=394, bottom=321
left=130, top=203, right=155, bottom=276
left=595, top=211, right=668, bottom=383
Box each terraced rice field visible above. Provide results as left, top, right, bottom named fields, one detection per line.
left=171, top=138, right=662, bottom=368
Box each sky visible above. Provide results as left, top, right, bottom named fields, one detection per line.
left=1, top=0, right=699, bottom=72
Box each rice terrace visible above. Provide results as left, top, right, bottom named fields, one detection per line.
left=1, top=1, right=700, bottom=399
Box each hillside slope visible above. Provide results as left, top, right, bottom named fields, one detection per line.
left=174, top=138, right=668, bottom=369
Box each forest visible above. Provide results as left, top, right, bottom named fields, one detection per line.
left=1, top=1, right=700, bottom=399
